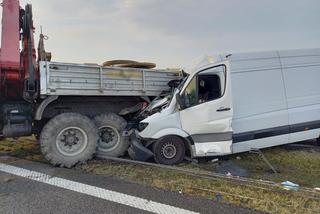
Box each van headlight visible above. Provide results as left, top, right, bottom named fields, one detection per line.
left=138, top=122, right=149, bottom=132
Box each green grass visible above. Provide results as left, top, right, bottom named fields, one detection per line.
left=80, top=159, right=320, bottom=214
left=1, top=138, right=320, bottom=213
left=229, top=146, right=320, bottom=188
left=0, top=137, right=45, bottom=162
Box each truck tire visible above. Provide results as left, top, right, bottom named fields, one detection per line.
left=93, top=113, right=129, bottom=158
left=40, top=113, right=98, bottom=168
left=153, top=136, right=185, bottom=165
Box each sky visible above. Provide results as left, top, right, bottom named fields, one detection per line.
left=17, top=0, right=320, bottom=68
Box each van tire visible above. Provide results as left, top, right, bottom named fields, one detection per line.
left=93, top=113, right=129, bottom=158
left=40, top=113, right=98, bottom=168
left=153, top=136, right=185, bottom=165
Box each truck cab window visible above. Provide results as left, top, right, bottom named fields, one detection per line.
left=182, top=65, right=226, bottom=108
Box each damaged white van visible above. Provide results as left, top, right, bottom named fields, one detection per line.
left=128, top=48, right=320, bottom=165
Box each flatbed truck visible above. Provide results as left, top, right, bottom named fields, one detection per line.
left=0, top=0, right=181, bottom=167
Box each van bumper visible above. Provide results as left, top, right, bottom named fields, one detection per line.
left=128, top=130, right=154, bottom=161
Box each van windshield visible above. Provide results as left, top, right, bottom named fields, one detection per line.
left=158, top=76, right=188, bottom=110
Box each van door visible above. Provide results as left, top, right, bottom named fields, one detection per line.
left=179, top=62, right=233, bottom=157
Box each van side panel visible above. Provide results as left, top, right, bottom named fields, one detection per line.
left=229, top=52, right=288, bottom=134
left=231, top=68, right=289, bottom=152
left=228, top=51, right=289, bottom=153
left=214, top=48, right=320, bottom=154
left=280, top=49, right=320, bottom=142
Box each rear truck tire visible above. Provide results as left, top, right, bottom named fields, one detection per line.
left=93, top=113, right=129, bottom=158
left=40, top=113, right=98, bottom=168
left=153, top=136, right=185, bottom=165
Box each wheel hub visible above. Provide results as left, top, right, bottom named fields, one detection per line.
left=101, top=129, right=115, bottom=142
left=56, top=127, right=88, bottom=156
left=161, top=143, right=177, bottom=159
left=63, top=132, right=79, bottom=146
left=98, top=126, right=120, bottom=151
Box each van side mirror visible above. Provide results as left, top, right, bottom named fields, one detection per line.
left=176, top=93, right=186, bottom=109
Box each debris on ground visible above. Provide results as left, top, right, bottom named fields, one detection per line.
left=249, top=148, right=278, bottom=173
left=281, top=181, right=300, bottom=191
left=216, top=161, right=249, bottom=177
left=210, top=158, right=219, bottom=163
left=215, top=193, right=223, bottom=202
left=226, top=172, right=232, bottom=177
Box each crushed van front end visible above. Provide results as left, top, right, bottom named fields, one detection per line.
left=128, top=130, right=155, bottom=161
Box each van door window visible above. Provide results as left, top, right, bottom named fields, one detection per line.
left=184, top=76, right=197, bottom=107
left=182, top=65, right=226, bottom=108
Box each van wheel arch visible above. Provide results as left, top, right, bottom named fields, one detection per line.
left=150, top=135, right=191, bottom=152
left=183, top=136, right=194, bottom=157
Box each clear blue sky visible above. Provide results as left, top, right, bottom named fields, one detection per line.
left=19, top=0, right=320, bottom=68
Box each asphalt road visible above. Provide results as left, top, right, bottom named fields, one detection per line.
left=0, top=156, right=261, bottom=214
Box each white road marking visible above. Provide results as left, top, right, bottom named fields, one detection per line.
left=0, top=163, right=199, bottom=214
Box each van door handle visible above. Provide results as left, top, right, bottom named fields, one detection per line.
left=217, top=107, right=231, bottom=112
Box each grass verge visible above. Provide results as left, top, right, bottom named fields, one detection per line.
left=0, top=137, right=45, bottom=162
left=1, top=138, right=320, bottom=213
left=79, top=159, right=320, bottom=214
left=229, top=146, right=320, bottom=188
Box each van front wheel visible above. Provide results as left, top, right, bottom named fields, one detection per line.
left=153, top=136, right=185, bottom=165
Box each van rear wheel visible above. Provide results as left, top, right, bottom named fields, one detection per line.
left=153, top=136, right=185, bottom=165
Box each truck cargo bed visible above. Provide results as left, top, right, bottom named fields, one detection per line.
left=39, top=61, right=181, bottom=97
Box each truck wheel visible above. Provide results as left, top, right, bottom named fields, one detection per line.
left=40, top=113, right=98, bottom=168
left=93, top=113, right=129, bottom=158
left=153, top=136, right=185, bottom=165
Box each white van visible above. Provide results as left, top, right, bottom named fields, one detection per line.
left=128, top=48, right=320, bottom=165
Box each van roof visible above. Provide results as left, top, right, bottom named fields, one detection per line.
left=186, top=48, right=320, bottom=74
left=224, top=48, right=320, bottom=61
